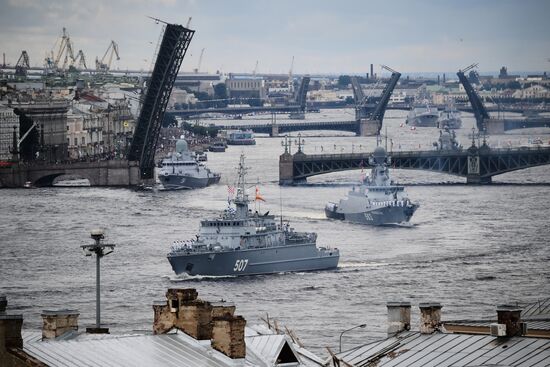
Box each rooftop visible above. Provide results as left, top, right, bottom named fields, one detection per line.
left=335, top=331, right=550, bottom=367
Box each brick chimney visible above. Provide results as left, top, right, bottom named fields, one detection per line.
left=386, top=301, right=411, bottom=336
left=496, top=305, right=523, bottom=337
left=0, top=295, right=7, bottom=313
left=153, top=288, right=213, bottom=339
left=153, top=289, right=247, bottom=359
left=419, top=302, right=442, bottom=334
left=211, top=301, right=236, bottom=318
left=41, top=310, right=80, bottom=340
left=211, top=315, right=246, bottom=359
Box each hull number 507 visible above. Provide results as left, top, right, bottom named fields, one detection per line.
left=233, top=259, right=249, bottom=272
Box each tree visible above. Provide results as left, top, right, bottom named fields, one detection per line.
left=214, top=83, right=227, bottom=100
left=207, top=125, right=219, bottom=138
left=162, top=113, right=177, bottom=128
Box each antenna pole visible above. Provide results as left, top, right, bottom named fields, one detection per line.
left=96, top=250, right=101, bottom=329
left=81, top=229, right=115, bottom=333
left=279, top=188, right=283, bottom=229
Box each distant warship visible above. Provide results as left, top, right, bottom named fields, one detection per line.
left=433, top=126, right=462, bottom=151
left=406, top=102, right=439, bottom=127
left=167, top=154, right=340, bottom=276
left=438, top=104, right=462, bottom=129
left=158, top=138, right=220, bottom=190
left=325, top=147, right=418, bottom=225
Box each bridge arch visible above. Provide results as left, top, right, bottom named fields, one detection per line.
left=31, top=171, right=97, bottom=187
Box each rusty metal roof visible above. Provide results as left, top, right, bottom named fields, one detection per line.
left=336, top=331, right=550, bottom=367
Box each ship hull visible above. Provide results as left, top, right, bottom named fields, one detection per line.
left=159, top=174, right=219, bottom=190
left=326, top=204, right=418, bottom=226
left=438, top=118, right=462, bottom=129
left=168, top=243, right=339, bottom=276
left=407, top=114, right=439, bottom=127
left=227, top=139, right=256, bottom=145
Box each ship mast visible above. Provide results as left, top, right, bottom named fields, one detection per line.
left=234, top=154, right=250, bottom=218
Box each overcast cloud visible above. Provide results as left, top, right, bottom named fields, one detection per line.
left=1, top=0, right=549, bottom=75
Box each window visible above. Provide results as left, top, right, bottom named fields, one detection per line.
left=74, top=138, right=78, bottom=146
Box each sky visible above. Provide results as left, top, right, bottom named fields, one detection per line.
left=0, top=0, right=549, bottom=75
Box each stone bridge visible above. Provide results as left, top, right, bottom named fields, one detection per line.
left=0, top=160, right=141, bottom=188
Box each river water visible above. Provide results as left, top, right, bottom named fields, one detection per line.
left=1, top=109, right=549, bottom=355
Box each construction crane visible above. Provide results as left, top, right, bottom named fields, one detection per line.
left=194, top=48, right=204, bottom=73
left=253, top=60, right=259, bottom=76
left=74, top=50, right=87, bottom=70
left=15, top=50, right=30, bottom=76
left=288, top=56, right=294, bottom=94
left=95, top=40, right=120, bottom=72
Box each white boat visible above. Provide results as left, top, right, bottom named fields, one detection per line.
left=53, top=178, right=91, bottom=187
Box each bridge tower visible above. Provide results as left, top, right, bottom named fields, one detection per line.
left=127, top=20, right=194, bottom=179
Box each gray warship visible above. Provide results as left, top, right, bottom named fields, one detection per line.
left=406, top=102, right=439, bottom=127
left=167, top=154, right=339, bottom=276
left=158, top=138, right=220, bottom=190
left=438, top=104, right=462, bottom=129
left=325, top=147, right=418, bottom=225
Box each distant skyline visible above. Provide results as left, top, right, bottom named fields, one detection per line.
left=1, top=0, right=549, bottom=75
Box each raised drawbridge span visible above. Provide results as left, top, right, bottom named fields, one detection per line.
left=127, top=21, right=194, bottom=179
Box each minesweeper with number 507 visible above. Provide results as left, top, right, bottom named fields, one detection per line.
left=167, top=154, right=340, bottom=276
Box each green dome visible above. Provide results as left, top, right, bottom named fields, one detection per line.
left=175, top=139, right=189, bottom=153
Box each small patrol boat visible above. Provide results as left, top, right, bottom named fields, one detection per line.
left=325, top=147, right=418, bottom=226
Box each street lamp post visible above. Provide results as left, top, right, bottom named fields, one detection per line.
left=81, top=229, right=115, bottom=333
left=339, top=323, right=367, bottom=352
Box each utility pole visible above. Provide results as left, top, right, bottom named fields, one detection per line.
left=81, top=229, right=115, bottom=334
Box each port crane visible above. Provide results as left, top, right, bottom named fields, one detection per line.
left=15, top=51, right=30, bottom=76
left=43, top=27, right=83, bottom=72
left=194, top=48, right=204, bottom=73
left=253, top=60, right=258, bottom=76
left=74, top=50, right=87, bottom=70
left=95, top=40, right=120, bottom=72
left=288, top=56, right=294, bottom=94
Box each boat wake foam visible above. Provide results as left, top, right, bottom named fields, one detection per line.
left=338, top=261, right=392, bottom=269
left=162, top=273, right=237, bottom=282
